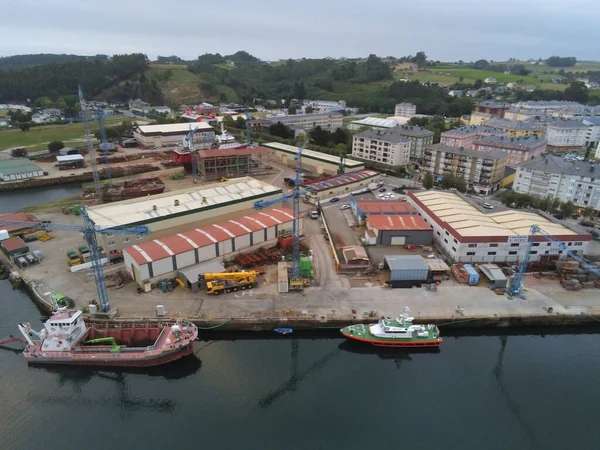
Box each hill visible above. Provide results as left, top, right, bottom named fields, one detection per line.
left=0, top=53, right=106, bottom=70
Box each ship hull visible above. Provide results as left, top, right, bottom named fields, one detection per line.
left=101, top=185, right=165, bottom=202
left=341, top=332, right=442, bottom=348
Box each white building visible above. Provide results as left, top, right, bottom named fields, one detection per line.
left=583, top=117, right=600, bottom=149
left=133, top=122, right=215, bottom=148
left=484, top=77, right=497, bottom=84
left=394, top=103, right=417, bottom=117
left=407, top=190, right=590, bottom=264
left=267, top=112, right=343, bottom=131
left=546, top=120, right=588, bottom=151
left=514, top=155, right=600, bottom=211
left=352, top=130, right=411, bottom=167
left=303, top=100, right=348, bottom=113
left=347, top=117, right=399, bottom=131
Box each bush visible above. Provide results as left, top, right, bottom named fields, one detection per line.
left=10, top=148, right=28, bottom=158
left=48, top=140, right=65, bottom=152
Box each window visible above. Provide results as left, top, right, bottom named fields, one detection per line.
left=487, top=251, right=496, bottom=255
left=466, top=252, right=475, bottom=256
left=437, top=231, right=441, bottom=236
left=107, top=240, right=116, bottom=247
left=453, top=238, right=458, bottom=244
left=106, top=233, right=114, bottom=237
left=530, top=251, right=538, bottom=255
left=444, top=239, right=448, bottom=244
left=568, top=242, right=572, bottom=246
left=468, top=244, right=477, bottom=248
left=510, top=243, right=520, bottom=247
left=123, top=237, right=130, bottom=243
left=509, top=251, right=518, bottom=255
left=136, top=235, right=144, bottom=240
left=489, top=244, right=498, bottom=248
left=452, top=247, right=456, bottom=251
left=445, top=231, right=449, bottom=236
left=532, top=243, right=539, bottom=247
left=574, top=242, right=583, bottom=246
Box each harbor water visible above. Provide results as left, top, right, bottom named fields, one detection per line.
left=0, top=184, right=80, bottom=213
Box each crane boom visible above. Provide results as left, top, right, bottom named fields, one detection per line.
left=97, top=108, right=112, bottom=183
left=199, top=271, right=259, bottom=281
left=78, top=86, right=102, bottom=202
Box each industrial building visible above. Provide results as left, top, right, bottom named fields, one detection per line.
left=423, top=143, right=508, bottom=194
left=384, top=255, right=429, bottom=284
left=364, top=214, right=433, bottom=246
left=407, top=190, right=591, bottom=264
left=133, top=122, right=215, bottom=148
left=352, top=130, right=411, bottom=167
left=266, top=112, right=343, bottom=131
left=263, top=142, right=364, bottom=175
left=87, top=177, right=282, bottom=252
left=0, top=212, right=39, bottom=237
left=302, top=170, right=382, bottom=204
left=0, top=159, right=44, bottom=182
left=394, top=103, right=417, bottom=117
left=347, top=117, right=399, bottom=131
left=196, top=147, right=271, bottom=182
left=350, top=199, right=419, bottom=223
left=123, top=208, right=299, bottom=287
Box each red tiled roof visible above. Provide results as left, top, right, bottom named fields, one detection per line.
left=357, top=201, right=416, bottom=215
left=124, top=208, right=294, bottom=265
left=0, top=212, right=39, bottom=232
left=1, top=236, right=28, bottom=252
left=367, top=215, right=430, bottom=231
left=197, top=147, right=271, bottom=158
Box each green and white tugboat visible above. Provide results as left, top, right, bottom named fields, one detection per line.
left=341, top=308, right=442, bottom=348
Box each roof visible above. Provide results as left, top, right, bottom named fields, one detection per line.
left=341, top=246, right=369, bottom=263
left=547, top=119, right=588, bottom=129
left=516, top=155, right=599, bottom=177
left=357, top=201, right=416, bottom=215
left=124, top=207, right=294, bottom=265
left=368, top=215, right=430, bottom=231
left=583, top=117, right=600, bottom=126
left=56, top=154, right=84, bottom=162
left=425, top=258, right=450, bottom=272
left=441, top=125, right=505, bottom=136
left=355, top=129, right=410, bottom=144
left=0, top=212, right=39, bottom=232
left=384, top=255, right=428, bottom=272
left=302, top=169, right=380, bottom=192
left=264, top=142, right=363, bottom=168
left=87, top=177, right=282, bottom=228
left=267, top=112, right=343, bottom=123
left=351, top=117, right=398, bottom=129
left=0, top=159, right=43, bottom=176
left=1, top=236, right=28, bottom=252
left=426, top=143, right=507, bottom=160
left=136, top=122, right=213, bottom=135
left=476, top=101, right=511, bottom=109
left=409, top=190, right=583, bottom=238
left=197, top=147, right=270, bottom=158
left=480, top=264, right=507, bottom=282
left=394, top=125, right=434, bottom=137
left=485, top=118, right=545, bottom=131
left=177, top=261, right=225, bottom=283
left=475, top=135, right=546, bottom=149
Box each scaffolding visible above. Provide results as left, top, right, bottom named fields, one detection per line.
left=197, top=148, right=271, bottom=182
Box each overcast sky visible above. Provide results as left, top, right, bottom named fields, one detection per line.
left=1, top=0, right=598, bottom=62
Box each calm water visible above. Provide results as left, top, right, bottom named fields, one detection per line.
left=1, top=281, right=600, bottom=450
left=0, top=185, right=81, bottom=213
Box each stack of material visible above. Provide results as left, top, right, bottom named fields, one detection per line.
left=451, top=263, right=469, bottom=284
left=560, top=278, right=582, bottom=291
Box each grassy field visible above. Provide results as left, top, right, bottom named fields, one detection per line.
left=0, top=116, right=136, bottom=152
left=0, top=109, right=7, bottom=117
left=146, top=66, right=209, bottom=105
left=148, top=63, right=189, bottom=70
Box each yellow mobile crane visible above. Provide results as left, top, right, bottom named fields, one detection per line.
left=199, top=271, right=259, bottom=295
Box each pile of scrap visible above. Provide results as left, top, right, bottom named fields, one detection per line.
left=451, top=263, right=479, bottom=285
left=556, top=260, right=600, bottom=290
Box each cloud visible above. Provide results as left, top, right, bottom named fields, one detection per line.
left=0, top=0, right=598, bottom=61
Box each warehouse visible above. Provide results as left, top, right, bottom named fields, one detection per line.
left=133, top=122, right=215, bottom=148
left=407, top=190, right=591, bottom=264
left=197, top=147, right=271, bottom=182
left=87, top=177, right=282, bottom=252
left=302, top=170, right=382, bottom=204
left=384, top=255, right=429, bottom=287
left=364, top=215, right=433, bottom=246
left=350, top=199, right=418, bottom=223
left=123, top=208, right=299, bottom=287
left=263, top=142, right=364, bottom=175
left=0, top=159, right=44, bottom=181
left=0, top=212, right=39, bottom=237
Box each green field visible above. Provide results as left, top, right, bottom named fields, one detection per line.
left=0, top=116, right=137, bottom=152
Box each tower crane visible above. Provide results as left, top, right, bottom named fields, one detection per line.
left=244, top=108, right=253, bottom=145
left=183, top=126, right=199, bottom=184
left=78, top=86, right=102, bottom=202
left=254, top=141, right=309, bottom=289
left=509, top=224, right=600, bottom=299
left=0, top=209, right=149, bottom=313
left=96, top=107, right=112, bottom=184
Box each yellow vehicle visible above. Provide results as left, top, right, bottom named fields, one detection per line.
left=199, top=271, right=259, bottom=295
left=66, top=251, right=82, bottom=267
left=219, top=176, right=228, bottom=182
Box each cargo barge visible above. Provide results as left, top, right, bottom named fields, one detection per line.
left=80, top=177, right=165, bottom=202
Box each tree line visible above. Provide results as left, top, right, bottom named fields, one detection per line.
left=501, top=191, right=595, bottom=219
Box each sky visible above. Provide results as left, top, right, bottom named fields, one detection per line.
left=1, top=0, right=599, bottom=62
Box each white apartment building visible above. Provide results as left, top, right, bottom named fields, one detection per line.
left=514, top=156, right=600, bottom=211
left=352, top=130, right=411, bottom=167
left=394, top=103, right=417, bottom=117
left=407, top=190, right=590, bottom=264
left=583, top=117, right=600, bottom=149
left=546, top=120, right=588, bottom=151
left=268, top=112, right=343, bottom=131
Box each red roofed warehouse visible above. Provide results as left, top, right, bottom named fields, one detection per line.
left=123, top=208, right=299, bottom=287
left=364, top=215, right=433, bottom=246
left=302, top=169, right=382, bottom=204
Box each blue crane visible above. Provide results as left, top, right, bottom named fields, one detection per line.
left=0, top=210, right=149, bottom=312
left=508, top=224, right=600, bottom=299
left=96, top=107, right=112, bottom=184
left=78, top=86, right=102, bottom=202
left=183, top=126, right=199, bottom=184
left=254, top=141, right=309, bottom=289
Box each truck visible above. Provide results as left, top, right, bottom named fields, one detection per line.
left=66, top=251, right=82, bottom=267
left=198, top=271, right=259, bottom=295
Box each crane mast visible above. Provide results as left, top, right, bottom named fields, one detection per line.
left=97, top=107, right=112, bottom=183
left=78, top=86, right=102, bottom=202
left=183, top=126, right=199, bottom=184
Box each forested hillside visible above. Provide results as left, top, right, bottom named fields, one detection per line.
left=0, top=53, right=106, bottom=70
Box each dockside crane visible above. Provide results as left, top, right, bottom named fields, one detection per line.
left=254, top=141, right=309, bottom=289
left=183, top=126, right=199, bottom=184
left=0, top=210, right=149, bottom=313
left=78, top=86, right=103, bottom=202
left=509, top=224, right=600, bottom=299
left=96, top=107, right=112, bottom=184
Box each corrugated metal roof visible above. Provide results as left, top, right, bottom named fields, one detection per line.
left=0, top=159, right=43, bottom=176
left=368, top=215, right=430, bottom=231
left=357, top=201, right=416, bottom=215
left=1, top=236, right=28, bottom=252
left=56, top=154, right=84, bottom=162
left=302, top=169, right=379, bottom=192
left=384, top=255, right=428, bottom=272
left=351, top=117, right=399, bottom=128
left=197, top=147, right=270, bottom=158
left=136, top=122, right=213, bottom=134
left=264, top=142, right=364, bottom=167
left=0, top=212, right=38, bottom=232
left=124, top=208, right=294, bottom=265
left=480, top=264, right=507, bottom=282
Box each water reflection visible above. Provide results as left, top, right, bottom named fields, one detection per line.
left=338, top=340, right=440, bottom=368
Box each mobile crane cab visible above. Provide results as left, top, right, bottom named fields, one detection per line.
left=198, top=271, right=259, bottom=295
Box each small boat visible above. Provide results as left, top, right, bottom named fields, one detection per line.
left=340, top=308, right=442, bottom=348
left=274, top=328, right=293, bottom=335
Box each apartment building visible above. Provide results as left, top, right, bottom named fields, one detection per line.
left=423, top=143, right=507, bottom=194
left=440, top=125, right=505, bottom=149
left=474, top=101, right=510, bottom=118
left=268, top=112, right=343, bottom=131
left=394, top=103, right=417, bottom=117
left=472, top=135, right=547, bottom=166
left=393, top=125, right=434, bottom=161
left=352, top=130, right=411, bottom=167
left=514, top=156, right=600, bottom=210
left=484, top=118, right=546, bottom=137
left=545, top=120, right=588, bottom=151
left=583, top=117, right=600, bottom=149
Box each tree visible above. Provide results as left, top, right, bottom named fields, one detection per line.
left=546, top=56, right=577, bottom=67
left=305, top=105, right=314, bottom=114
left=10, top=148, right=27, bottom=157
left=422, top=171, right=434, bottom=189
left=334, top=143, right=347, bottom=155
left=473, top=79, right=483, bottom=89
left=288, top=105, right=297, bottom=115
left=412, top=51, right=427, bottom=66
left=559, top=200, right=577, bottom=219
left=222, top=115, right=234, bottom=127
left=564, top=81, right=589, bottom=103
left=581, top=206, right=595, bottom=219
left=455, top=177, right=467, bottom=193
left=235, top=116, right=246, bottom=129
left=269, top=122, right=294, bottom=139
left=473, top=59, right=490, bottom=70
left=48, top=141, right=65, bottom=152
left=19, top=122, right=31, bottom=132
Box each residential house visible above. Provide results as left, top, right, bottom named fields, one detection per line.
left=484, top=77, right=497, bottom=84
left=582, top=117, right=600, bottom=149
left=440, top=125, right=505, bottom=149
left=128, top=98, right=150, bottom=114
left=394, top=103, right=417, bottom=117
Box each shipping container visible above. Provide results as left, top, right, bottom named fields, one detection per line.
left=385, top=255, right=429, bottom=281
left=463, top=264, right=480, bottom=285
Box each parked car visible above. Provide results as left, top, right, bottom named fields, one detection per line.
left=379, top=188, right=387, bottom=192
left=330, top=197, right=340, bottom=203
left=579, top=220, right=594, bottom=227
left=553, top=214, right=564, bottom=220
left=340, top=204, right=350, bottom=210
left=482, top=203, right=494, bottom=209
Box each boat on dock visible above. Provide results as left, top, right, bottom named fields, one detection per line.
left=340, top=308, right=442, bottom=348
left=80, top=177, right=165, bottom=202
left=16, top=310, right=198, bottom=367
